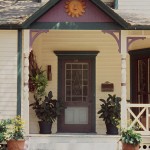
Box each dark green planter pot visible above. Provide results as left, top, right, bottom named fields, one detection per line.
left=106, top=123, right=118, bottom=135
left=38, top=121, right=52, bottom=134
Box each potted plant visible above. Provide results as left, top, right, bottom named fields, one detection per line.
left=30, top=91, right=65, bottom=134
left=4, top=116, right=25, bottom=150
left=0, top=119, right=8, bottom=150
left=0, top=120, right=8, bottom=143
left=29, top=52, right=65, bottom=134
left=97, top=94, right=121, bottom=135
left=120, top=128, right=142, bottom=150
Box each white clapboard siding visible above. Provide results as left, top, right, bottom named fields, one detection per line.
left=118, top=0, right=150, bottom=9
left=0, top=74, right=17, bottom=79
left=0, top=69, right=17, bottom=75
left=0, top=93, right=17, bottom=98
left=0, top=30, right=17, bottom=119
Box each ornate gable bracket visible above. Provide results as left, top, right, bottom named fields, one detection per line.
left=30, top=29, right=49, bottom=50
left=127, top=37, right=146, bottom=51
left=102, top=30, right=121, bottom=53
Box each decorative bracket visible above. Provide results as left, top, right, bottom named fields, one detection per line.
left=127, top=37, right=146, bottom=51
left=102, top=30, right=121, bottom=53
left=30, top=29, right=49, bottom=50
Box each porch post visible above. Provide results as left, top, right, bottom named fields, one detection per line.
left=120, top=31, right=127, bottom=128
left=22, top=30, right=30, bottom=135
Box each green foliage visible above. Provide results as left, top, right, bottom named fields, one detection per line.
left=29, top=51, right=48, bottom=96
left=31, top=69, right=48, bottom=98
left=120, top=128, right=142, bottom=145
left=30, top=91, right=65, bottom=123
left=4, top=116, right=24, bottom=140
left=97, top=94, right=121, bottom=126
left=29, top=52, right=64, bottom=123
left=0, top=120, right=9, bottom=142
left=0, top=116, right=24, bottom=141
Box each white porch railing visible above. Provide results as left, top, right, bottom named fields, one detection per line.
left=127, top=104, right=150, bottom=135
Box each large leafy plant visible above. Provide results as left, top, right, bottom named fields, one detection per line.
left=120, top=128, right=142, bottom=145
left=30, top=91, right=65, bottom=123
left=97, top=94, right=121, bottom=126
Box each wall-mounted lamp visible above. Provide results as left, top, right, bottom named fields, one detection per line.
left=47, top=65, right=52, bottom=81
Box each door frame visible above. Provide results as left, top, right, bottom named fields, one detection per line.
left=54, top=51, right=99, bottom=133
left=129, top=48, right=150, bottom=103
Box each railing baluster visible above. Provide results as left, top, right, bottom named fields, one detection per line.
left=146, top=107, right=148, bottom=131
left=126, top=104, right=150, bottom=135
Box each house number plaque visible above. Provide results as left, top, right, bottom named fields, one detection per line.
left=101, top=81, right=114, bottom=92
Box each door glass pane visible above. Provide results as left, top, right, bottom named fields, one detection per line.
left=65, top=107, right=88, bottom=124
left=66, top=64, right=71, bottom=69
left=83, top=64, right=88, bottom=69
left=66, top=70, right=71, bottom=79
left=72, top=64, right=82, bottom=69
left=72, top=70, right=82, bottom=96
left=66, top=80, right=71, bottom=85
left=83, top=70, right=88, bottom=79
left=83, top=86, right=88, bottom=96
left=66, top=86, right=71, bottom=96
left=65, top=63, right=89, bottom=102
left=66, top=97, right=71, bottom=101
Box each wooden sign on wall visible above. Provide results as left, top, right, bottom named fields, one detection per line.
left=101, top=81, right=114, bottom=92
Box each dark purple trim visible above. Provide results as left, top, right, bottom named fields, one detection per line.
left=127, top=37, right=146, bottom=51
left=30, top=29, right=49, bottom=49
left=103, top=30, right=121, bottom=53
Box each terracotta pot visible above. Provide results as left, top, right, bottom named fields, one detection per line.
left=122, top=143, right=140, bottom=150
left=7, top=140, right=25, bottom=150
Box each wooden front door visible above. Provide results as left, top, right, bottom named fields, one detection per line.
left=130, top=50, right=150, bottom=104
left=55, top=51, right=99, bottom=133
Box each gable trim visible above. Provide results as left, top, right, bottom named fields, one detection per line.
left=22, top=0, right=60, bottom=28
left=22, top=0, right=129, bottom=29
left=91, top=0, right=129, bottom=29
left=29, top=22, right=123, bottom=30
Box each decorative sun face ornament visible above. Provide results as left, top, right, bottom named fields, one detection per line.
left=65, top=0, right=86, bottom=18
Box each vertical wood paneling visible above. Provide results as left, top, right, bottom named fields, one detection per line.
left=0, top=30, right=17, bottom=119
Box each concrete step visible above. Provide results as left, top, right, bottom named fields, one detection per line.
left=25, top=134, right=150, bottom=150
left=27, top=134, right=120, bottom=150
